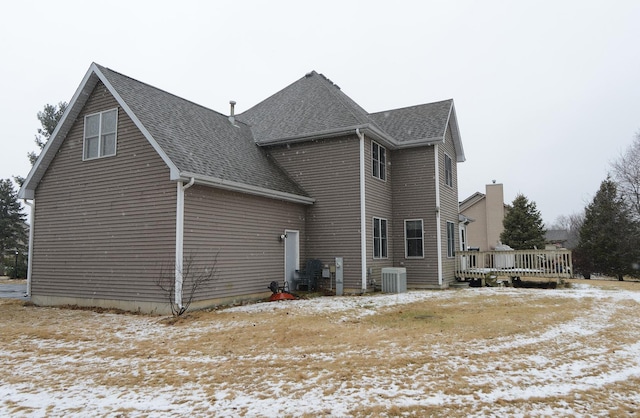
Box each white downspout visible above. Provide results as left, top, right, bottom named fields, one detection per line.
left=356, top=128, right=367, bottom=293
left=23, top=199, right=35, bottom=297
left=434, top=144, right=443, bottom=286
left=175, top=177, right=195, bottom=309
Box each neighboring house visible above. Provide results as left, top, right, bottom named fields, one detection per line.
left=544, top=229, right=569, bottom=249
left=459, top=182, right=508, bottom=251
left=19, top=63, right=465, bottom=313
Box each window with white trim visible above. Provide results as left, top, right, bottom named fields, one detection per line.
left=444, top=153, right=453, bottom=187
left=405, top=219, right=424, bottom=258
left=372, top=141, right=386, bottom=180
left=84, top=108, right=118, bottom=160
left=446, top=221, right=456, bottom=258
left=373, top=217, right=388, bottom=259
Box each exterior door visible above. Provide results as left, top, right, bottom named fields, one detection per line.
left=284, top=230, right=299, bottom=291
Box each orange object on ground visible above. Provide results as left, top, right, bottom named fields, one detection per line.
left=269, top=292, right=296, bottom=301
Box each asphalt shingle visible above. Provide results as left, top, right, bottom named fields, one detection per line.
left=369, top=100, right=453, bottom=143
left=237, top=71, right=376, bottom=143
left=97, top=65, right=308, bottom=197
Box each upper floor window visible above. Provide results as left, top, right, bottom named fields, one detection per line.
left=405, top=219, right=424, bottom=258
left=444, top=153, right=453, bottom=187
left=372, top=142, right=386, bottom=181
left=373, top=217, right=388, bottom=259
left=447, top=221, right=456, bottom=258
left=84, top=109, right=118, bottom=160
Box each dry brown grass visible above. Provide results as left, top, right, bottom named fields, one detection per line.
left=1, top=278, right=640, bottom=416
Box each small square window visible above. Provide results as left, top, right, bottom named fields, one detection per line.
left=84, top=109, right=118, bottom=160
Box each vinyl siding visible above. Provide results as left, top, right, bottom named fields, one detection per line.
left=391, top=145, right=439, bottom=287
left=439, top=125, right=460, bottom=285
left=183, top=185, right=306, bottom=300
left=365, top=139, right=394, bottom=289
left=31, top=82, right=176, bottom=303
left=268, top=136, right=363, bottom=290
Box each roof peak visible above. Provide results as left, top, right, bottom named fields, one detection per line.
left=94, top=63, right=235, bottom=122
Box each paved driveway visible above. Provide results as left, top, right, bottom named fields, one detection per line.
left=0, top=282, right=28, bottom=299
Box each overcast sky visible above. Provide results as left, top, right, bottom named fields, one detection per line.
left=1, top=0, right=639, bottom=225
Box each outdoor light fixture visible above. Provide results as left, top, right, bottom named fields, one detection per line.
left=279, top=234, right=287, bottom=242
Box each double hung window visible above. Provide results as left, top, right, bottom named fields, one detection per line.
left=446, top=221, right=456, bottom=258
left=405, top=219, right=424, bottom=258
left=373, top=217, right=388, bottom=259
left=444, top=153, right=453, bottom=187
left=84, top=109, right=118, bottom=160
left=372, top=142, right=386, bottom=180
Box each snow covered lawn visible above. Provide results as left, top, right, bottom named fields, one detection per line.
left=1, top=279, right=640, bottom=417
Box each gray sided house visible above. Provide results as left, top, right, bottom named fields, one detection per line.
left=19, top=63, right=465, bottom=313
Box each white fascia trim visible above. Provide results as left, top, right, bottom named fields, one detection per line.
left=92, top=64, right=181, bottom=179
left=257, top=124, right=395, bottom=149
left=445, top=101, right=465, bottom=163
left=19, top=66, right=98, bottom=199
left=395, top=136, right=444, bottom=149
left=19, top=63, right=181, bottom=200
left=178, top=172, right=315, bottom=205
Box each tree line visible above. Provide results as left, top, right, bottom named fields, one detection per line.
left=499, top=132, right=640, bottom=280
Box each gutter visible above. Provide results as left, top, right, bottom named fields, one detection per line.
left=23, top=199, right=34, bottom=298
left=178, top=172, right=315, bottom=205
left=356, top=128, right=367, bottom=292
left=175, top=177, right=195, bottom=311
left=257, top=124, right=395, bottom=150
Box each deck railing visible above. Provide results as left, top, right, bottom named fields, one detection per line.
left=455, top=249, right=573, bottom=280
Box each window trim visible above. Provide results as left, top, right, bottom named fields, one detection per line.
left=83, top=108, right=118, bottom=161
left=444, top=152, right=453, bottom=188
left=372, top=141, right=386, bottom=181
left=446, top=221, right=456, bottom=258
left=372, top=217, right=388, bottom=259
left=404, top=219, right=424, bottom=259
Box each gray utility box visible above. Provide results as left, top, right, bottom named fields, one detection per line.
left=381, top=267, right=407, bottom=293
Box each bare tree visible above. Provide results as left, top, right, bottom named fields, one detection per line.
left=551, top=211, right=584, bottom=249
left=611, top=131, right=640, bottom=221
left=156, top=251, right=220, bottom=316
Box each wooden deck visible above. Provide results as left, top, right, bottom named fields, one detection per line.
left=455, top=249, right=573, bottom=281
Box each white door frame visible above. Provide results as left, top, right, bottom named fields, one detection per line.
left=284, top=229, right=300, bottom=291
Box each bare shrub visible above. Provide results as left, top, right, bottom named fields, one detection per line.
left=155, top=251, right=219, bottom=316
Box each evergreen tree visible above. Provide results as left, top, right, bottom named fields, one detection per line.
left=0, top=179, right=28, bottom=257
left=29, top=101, right=67, bottom=165
left=14, top=102, right=67, bottom=186
left=575, top=177, right=640, bottom=280
left=500, top=194, right=546, bottom=250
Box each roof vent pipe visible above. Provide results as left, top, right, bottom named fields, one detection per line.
left=229, top=100, right=236, bottom=124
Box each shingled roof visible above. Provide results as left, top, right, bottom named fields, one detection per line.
left=239, top=71, right=464, bottom=161
left=20, top=63, right=311, bottom=204
left=370, top=101, right=455, bottom=144
left=21, top=64, right=465, bottom=201
left=237, top=71, right=385, bottom=144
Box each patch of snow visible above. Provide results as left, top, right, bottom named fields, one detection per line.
left=2, top=283, right=640, bottom=416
